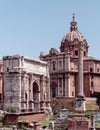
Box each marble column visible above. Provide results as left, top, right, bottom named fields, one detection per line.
left=75, top=42, right=86, bottom=111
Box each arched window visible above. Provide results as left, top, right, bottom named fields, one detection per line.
left=90, top=67, right=93, bottom=72
left=52, top=61, right=56, bottom=71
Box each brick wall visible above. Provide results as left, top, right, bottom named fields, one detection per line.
left=3, top=112, right=46, bottom=126
left=18, top=112, right=46, bottom=122
left=84, top=74, right=90, bottom=97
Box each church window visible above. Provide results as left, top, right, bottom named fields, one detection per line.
left=53, top=63, right=55, bottom=70
left=52, top=61, right=56, bottom=71
left=90, top=67, right=93, bottom=72
left=25, top=93, right=27, bottom=101
left=52, top=87, right=56, bottom=98
left=91, top=81, right=93, bottom=88
left=84, top=51, right=86, bottom=56
left=75, top=50, right=78, bottom=56
left=25, top=92, right=28, bottom=108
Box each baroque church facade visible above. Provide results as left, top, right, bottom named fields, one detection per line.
left=3, top=55, right=51, bottom=113
left=40, top=15, right=100, bottom=98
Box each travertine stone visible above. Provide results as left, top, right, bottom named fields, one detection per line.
left=3, top=55, right=51, bottom=113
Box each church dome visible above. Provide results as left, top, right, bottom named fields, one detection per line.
left=60, top=14, right=89, bottom=57
left=61, top=14, right=86, bottom=43
left=62, top=30, right=86, bottom=43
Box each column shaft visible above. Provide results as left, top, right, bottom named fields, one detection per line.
left=78, top=43, right=84, bottom=96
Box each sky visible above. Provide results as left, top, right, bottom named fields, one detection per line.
left=0, top=0, right=100, bottom=60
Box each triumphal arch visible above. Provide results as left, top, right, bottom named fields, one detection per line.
left=3, top=55, right=51, bottom=113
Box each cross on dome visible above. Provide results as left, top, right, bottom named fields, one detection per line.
left=72, top=13, right=75, bottom=21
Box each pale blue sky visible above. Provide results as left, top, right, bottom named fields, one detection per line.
left=0, top=0, right=100, bottom=59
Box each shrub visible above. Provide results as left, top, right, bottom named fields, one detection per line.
left=20, top=123, right=26, bottom=130
left=85, top=111, right=93, bottom=119
left=6, top=107, right=16, bottom=113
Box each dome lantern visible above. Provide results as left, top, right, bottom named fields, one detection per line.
left=70, top=13, right=78, bottom=31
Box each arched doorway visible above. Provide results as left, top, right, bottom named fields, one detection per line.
left=33, top=82, right=39, bottom=111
